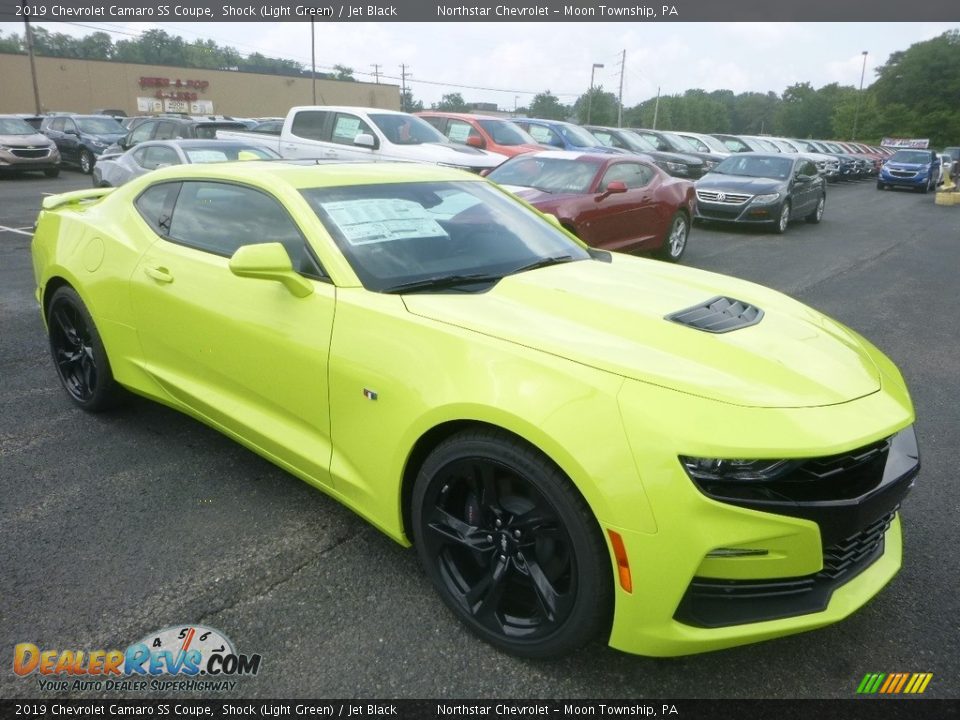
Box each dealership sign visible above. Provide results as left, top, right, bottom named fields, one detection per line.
left=881, top=137, right=930, bottom=149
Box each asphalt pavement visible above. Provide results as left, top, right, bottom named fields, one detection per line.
left=1, top=169, right=958, bottom=700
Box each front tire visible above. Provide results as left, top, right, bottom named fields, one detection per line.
left=43, top=167, right=60, bottom=178
left=876, top=181, right=885, bottom=190
left=774, top=201, right=791, bottom=234
left=47, top=286, right=122, bottom=412
left=805, top=195, right=825, bottom=224
left=655, top=212, right=689, bottom=262
left=412, top=429, right=612, bottom=659
left=79, top=149, right=95, bottom=175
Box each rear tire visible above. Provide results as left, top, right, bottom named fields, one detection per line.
left=46, top=286, right=122, bottom=412
left=79, top=150, right=95, bottom=175
left=655, top=212, right=689, bottom=263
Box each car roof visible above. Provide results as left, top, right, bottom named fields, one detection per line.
left=417, top=111, right=507, bottom=121
left=512, top=150, right=610, bottom=163
left=289, top=106, right=409, bottom=116
left=142, top=159, right=481, bottom=189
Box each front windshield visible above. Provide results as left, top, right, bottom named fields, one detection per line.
left=184, top=145, right=279, bottom=163
left=890, top=150, right=932, bottom=163
left=487, top=156, right=598, bottom=194
left=661, top=132, right=698, bottom=153
left=717, top=135, right=751, bottom=153
left=370, top=113, right=448, bottom=145
left=684, top=133, right=728, bottom=153
left=623, top=131, right=658, bottom=152
left=77, top=117, right=126, bottom=134
left=558, top=124, right=603, bottom=148
left=0, top=118, right=38, bottom=135
left=715, top=155, right=794, bottom=179
left=791, top=139, right=816, bottom=152
left=476, top=119, right=537, bottom=146
left=752, top=137, right=782, bottom=152
left=300, top=181, right=589, bottom=292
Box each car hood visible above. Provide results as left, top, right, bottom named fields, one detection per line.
left=386, top=142, right=507, bottom=167
left=402, top=256, right=881, bottom=408
left=696, top=173, right=785, bottom=193
left=884, top=162, right=930, bottom=171
left=0, top=131, right=54, bottom=147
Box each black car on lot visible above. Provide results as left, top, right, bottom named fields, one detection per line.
left=40, top=114, right=127, bottom=174
left=585, top=125, right=707, bottom=179
left=694, top=153, right=826, bottom=234
left=630, top=128, right=726, bottom=170
left=101, top=117, right=250, bottom=158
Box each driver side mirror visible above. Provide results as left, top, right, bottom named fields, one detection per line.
left=596, top=180, right=628, bottom=201
left=229, top=243, right=313, bottom=298
left=466, top=135, right=485, bottom=149
left=354, top=133, right=378, bottom=149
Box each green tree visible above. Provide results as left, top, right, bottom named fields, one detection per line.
left=400, top=88, right=423, bottom=112
left=332, top=64, right=355, bottom=81
left=0, top=31, right=22, bottom=53
left=435, top=92, right=469, bottom=111
left=528, top=91, right=569, bottom=120
left=574, top=87, right=619, bottom=125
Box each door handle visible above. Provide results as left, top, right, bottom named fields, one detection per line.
left=144, top=266, right=173, bottom=284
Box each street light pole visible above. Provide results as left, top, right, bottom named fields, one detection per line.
left=310, top=20, right=316, bottom=104
left=586, top=63, right=604, bottom=124
left=23, top=1, right=42, bottom=114
left=852, top=50, right=868, bottom=141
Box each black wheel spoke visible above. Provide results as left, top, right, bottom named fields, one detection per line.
left=523, top=555, right=571, bottom=623
left=465, top=555, right=509, bottom=621
left=513, top=507, right=554, bottom=533
left=53, top=307, right=79, bottom=345
left=80, top=354, right=96, bottom=393
left=428, top=507, right=493, bottom=553
left=477, top=462, right=500, bottom=510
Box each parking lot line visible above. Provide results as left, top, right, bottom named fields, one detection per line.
left=0, top=224, right=33, bottom=236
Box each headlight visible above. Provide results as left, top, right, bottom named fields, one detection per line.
left=752, top=193, right=781, bottom=204
left=656, top=160, right=686, bottom=174
left=680, top=457, right=801, bottom=483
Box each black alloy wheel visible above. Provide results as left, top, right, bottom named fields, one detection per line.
left=47, top=286, right=121, bottom=411
left=412, top=429, right=612, bottom=658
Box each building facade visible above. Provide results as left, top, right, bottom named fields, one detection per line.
left=0, top=53, right=400, bottom=117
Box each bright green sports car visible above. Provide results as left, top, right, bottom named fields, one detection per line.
left=31, top=161, right=919, bottom=658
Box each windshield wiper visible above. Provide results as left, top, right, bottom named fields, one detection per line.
left=509, top=254, right=575, bottom=275
left=382, top=273, right=503, bottom=294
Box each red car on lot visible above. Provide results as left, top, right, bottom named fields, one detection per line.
left=417, top=112, right=546, bottom=158
left=487, top=150, right=695, bottom=262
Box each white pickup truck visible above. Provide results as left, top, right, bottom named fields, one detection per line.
left=218, top=106, right=507, bottom=172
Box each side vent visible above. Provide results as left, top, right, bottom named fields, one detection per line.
left=666, top=296, right=764, bottom=333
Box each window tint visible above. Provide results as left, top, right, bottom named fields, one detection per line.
left=130, top=122, right=155, bottom=145
left=290, top=110, right=329, bottom=141
left=136, top=145, right=181, bottom=170
left=527, top=125, right=562, bottom=147
left=153, top=122, right=179, bottom=141
left=135, top=182, right=181, bottom=236
left=64, top=118, right=78, bottom=133
left=421, top=116, right=445, bottom=131
left=601, top=162, right=655, bottom=189
left=636, top=132, right=668, bottom=151
left=167, top=181, right=322, bottom=277
left=252, top=120, right=282, bottom=135
left=331, top=113, right=374, bottom=146
left=445, top=119, right=478, bottom=145
left=51, top=117, right=66, bottom=132
left=799, top=160, right=818, bottom=177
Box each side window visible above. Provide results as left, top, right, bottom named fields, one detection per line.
left=590, top=130, right=619, bottom=148
left=167, top=182, right=323, bottom=278
left=421, top=116, right=445, bottom=132
left=601, top=162, right=655, bottom=189
left=290, top=110, right=330, bottom=141
left=252, top=121, right=282, bottom=135
left=527, top=125, right=562, bottom=147
left=134, top=182, right=181, bottom=236
left=50, top=117, right=66, bottom=132
left=130, top=122, right=155, bottom=145
left=803, top=161, right=818, bottom=176
left=153, top=122, right=179, bottom=141
left=445, top=119, right=477, bottom=145
left=637, top=132, right=668, bottom=151
left=137, top=146, right=181, bottom=170
left=330, top=113, right=374, bottom=146
left=64, top=118, right=79, bottom=134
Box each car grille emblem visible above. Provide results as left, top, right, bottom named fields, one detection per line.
left=716, top=192, right=726, bottom=201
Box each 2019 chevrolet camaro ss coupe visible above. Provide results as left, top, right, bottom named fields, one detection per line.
left=32, top=161, right=918, bottom=659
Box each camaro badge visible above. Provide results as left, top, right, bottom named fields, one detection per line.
left=363, top=388, right=378, bottom=401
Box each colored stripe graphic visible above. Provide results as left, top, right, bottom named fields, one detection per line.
left=857, top=672, right=932, bottom=694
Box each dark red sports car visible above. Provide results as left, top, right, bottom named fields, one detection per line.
left=487, top=150, right=696, bottom=262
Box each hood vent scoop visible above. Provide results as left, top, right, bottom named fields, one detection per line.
left=666, top=296, right=764, bottom=333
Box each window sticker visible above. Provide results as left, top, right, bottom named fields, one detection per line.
left=321, top=198, right=449, bottom=245
left=333, top=117, right=362, bottom=141
left=447, top=123, right=471, bottom=143
left=185, top=150, right=229, bottom=163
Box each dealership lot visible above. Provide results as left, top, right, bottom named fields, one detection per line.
left=1, top=171, right=958, bottom=698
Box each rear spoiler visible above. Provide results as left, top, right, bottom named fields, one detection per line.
left=41, top=187, right=114, bottom=211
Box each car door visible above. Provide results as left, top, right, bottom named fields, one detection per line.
left=791, top=160, right=818, bottom=215
left=324, top=111, right=380, bottom=161
left=282, top=109, right=334, bottom=159
left=128, top=180, right=336, bottom=486
left=51, top=117, right=78, bottom=164
left=578, top=161, right=660, bottom=251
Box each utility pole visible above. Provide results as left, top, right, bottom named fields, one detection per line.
left=310, top=20, right=316, bottom=104
left=370, top=64, right=381, bottom=84
left=399, top=64, right=410, bottom=111
left=852, top=50, right=868, bottom=141
left=23, top=1, right=42, bottom=114
left=652, top=86, right=661, bottom=129
left=586, top=62, right=604, bottom=125
left=617, top=49, right=625, bottom=128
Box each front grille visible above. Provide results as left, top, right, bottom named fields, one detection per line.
left=666, top=296, right=763, bottom=334
left=10, top=148, right=50, bottom=159
left=696, top=189, right=752, bottom=204
left=674, top=508, right=897, bottom=628
left=890, top=170, right=917, bottom=178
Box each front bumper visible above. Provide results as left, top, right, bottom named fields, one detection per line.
left=880, top=169, right=929, bottom=188
left=604, top=366, right=916, bottom=656
left=0, top=147, right=60, bottom=171
left=694, top=192, right=785, bottom=225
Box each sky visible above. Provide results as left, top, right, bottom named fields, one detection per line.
left=1, top=21, right=956, bottom=108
